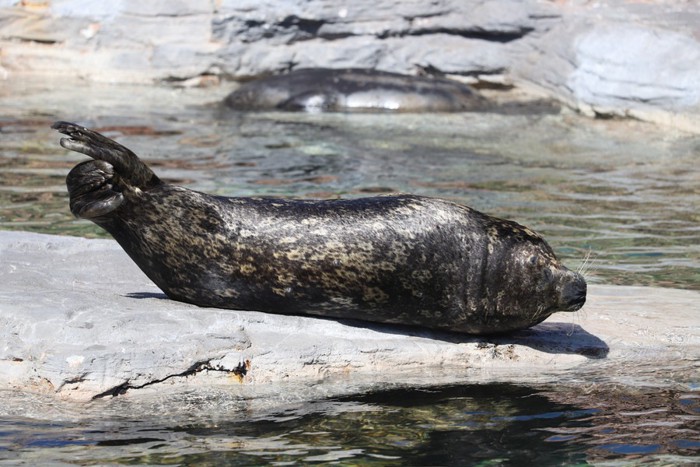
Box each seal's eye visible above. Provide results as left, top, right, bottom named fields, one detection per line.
left=528, top=255, right=538, bottom=266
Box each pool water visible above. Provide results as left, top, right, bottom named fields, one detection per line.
left=0, top=78, right=698, bottom=464
left=0, top=383, right=698, bottom=465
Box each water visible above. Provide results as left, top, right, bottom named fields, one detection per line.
left=1, top=78, right=699, bottom=464
left=0, top=383, right=697, bottom=465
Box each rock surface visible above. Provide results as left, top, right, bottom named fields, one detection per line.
left=1, top=1, right=700, bottom=130
left=1, top=231, right=697, bottom=402
left=510, top=3, right=700, bottom=131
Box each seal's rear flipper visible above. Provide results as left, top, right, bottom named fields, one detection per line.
left=52, top=121, right=161, bottom=190
left=66, top=160, right=125, bottom=219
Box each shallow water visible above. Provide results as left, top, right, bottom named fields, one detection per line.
left=1, top=79, right=699, bottom=464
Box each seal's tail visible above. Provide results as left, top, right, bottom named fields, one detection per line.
left=52, top=121, right=161, bottom=190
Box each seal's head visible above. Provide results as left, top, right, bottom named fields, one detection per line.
left=474, top=218, right=587, bottom=333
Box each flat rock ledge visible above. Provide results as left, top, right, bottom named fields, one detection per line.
left=1, top=231, right=698, bottom=403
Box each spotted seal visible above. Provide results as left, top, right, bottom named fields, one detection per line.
left=224, top=68, right=487, bottom=113
left=53, top=121, right=586, bottom=335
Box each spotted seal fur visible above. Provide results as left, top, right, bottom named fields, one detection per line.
left=53, top=121, right=586, bottom=335
left=224, top=68, right=486, bottom=113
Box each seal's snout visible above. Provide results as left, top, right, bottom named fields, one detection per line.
left=560, top=273, right=587, bottom=311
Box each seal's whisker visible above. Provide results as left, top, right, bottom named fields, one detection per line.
left=567, top=320, right=576, bottom=337
left=577, top=247, right=598, bottom=279
left=531, top=303, right=546, bottom=321
left=577, top=248, right=591, bottom=275
left=567, top=298, right=589, bottom=336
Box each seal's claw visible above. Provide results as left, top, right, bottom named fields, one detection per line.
left=58, top=136, right=95, bottom=157
left=51, top=120, right=81, bottom=134
left=52, top=121, right=107, bottom=143
left=53, top=122, right=104, bottom=155
left=66, top=160, right=124, bottom=219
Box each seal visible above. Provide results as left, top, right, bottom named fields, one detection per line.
left=224, top=68, right=487, bottom=113
left=53, top=121, right=586, bottom=335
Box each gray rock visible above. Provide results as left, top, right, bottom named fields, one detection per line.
left=378, top=35, right=510, bottom=76
left=573, top=24, right=700, bottom=111
left=1, top=231, right=697, bottom=402
left=512, top=18, right=700, bottom=121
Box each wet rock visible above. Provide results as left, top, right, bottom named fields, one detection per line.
left=1, top=231, right=697, bottom=402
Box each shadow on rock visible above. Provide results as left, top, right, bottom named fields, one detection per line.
left=496, top=322, right=609, bottom=359
left=118, top=293, right=608, bottom=359
left=337, top=318, right=609, bottom=359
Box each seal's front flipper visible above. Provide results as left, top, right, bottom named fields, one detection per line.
left=52, top=121, right=161, bottom=191
left=66, top=160, right=125, bottom=219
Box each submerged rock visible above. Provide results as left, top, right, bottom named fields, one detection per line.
left=0, top=231, right=697, bottom=402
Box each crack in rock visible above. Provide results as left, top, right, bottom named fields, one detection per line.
left=381, top=27, right=533, bottom=43
left=92, top=359, right=251, bottom=399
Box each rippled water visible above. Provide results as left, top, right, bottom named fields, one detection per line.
left=1, top=79, right=699, bottom=464
left=1, top=383, right=698, bottom=465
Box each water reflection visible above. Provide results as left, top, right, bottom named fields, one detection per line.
left=0, top=383, right=697, bottom=464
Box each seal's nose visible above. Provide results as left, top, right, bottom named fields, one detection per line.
left=561, top=273, right=587, bottom=311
